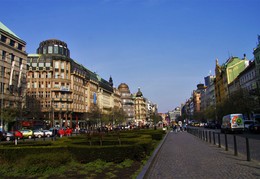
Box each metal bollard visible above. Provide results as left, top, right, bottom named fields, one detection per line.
left=205, top=131, right=208, bottom=142
left=213, top=132, right=216, bottom=145
left=233, top=135, right=237, bottom=156
left=246, top=137, right=251, bottom=161
left=218, top=133, right=221, bottom=148
left=225, top=133, right=228, bottom=151
left=209, top=131, right=211, bottom=143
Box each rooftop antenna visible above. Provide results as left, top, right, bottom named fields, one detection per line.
left=228, top=50, right=231, bottom=58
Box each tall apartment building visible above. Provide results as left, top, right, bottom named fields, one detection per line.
left=192, top=83, right=206, bottom=114
left=0, top=22, right=27, bottom=130
left=146, top=100, right=158, bottom=125
left=118, top=83, right=135, bottom=124
left=201, top=75, right=215, bottom=112
left=27, top=39, right=114, bottom=128
left=134, top=88, right=147, bottom=126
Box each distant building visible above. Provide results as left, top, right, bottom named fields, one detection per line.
left=146, top=100, right=158, bottom=125
left=193, top=83, right=206, bottom=113
left=168, top=107, right=181, bottom=122
left=118, top=83, right=135, bottom=124
left=134, top=87, right=147, bottom=126
left=201, top=75, right=215, bottom=113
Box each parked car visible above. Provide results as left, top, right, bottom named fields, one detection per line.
left=3, top=132, right=15, bottom=141
left=33, top=130, right=44, bottom=138
left=42, top=130, right=53, bottom=137
left=244, top=120, right=255, bottom=131
left=20, top=129, right=33, bottom=139
left=248, top=121, right=260, bottom=133
left=58, top=128, right=65, bottom=137
left=0, top=131, right=4, bottom=141
left=65, top=128, right=73, bottom=136
left=10, top=130, right=23, bottom=139
left=79, top=128, right=88, bottom=134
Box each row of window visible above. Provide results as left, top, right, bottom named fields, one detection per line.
left=240, top=70, right=256, bottom=84
left=0, top=34, right=24, bottom=51
left=28, top=71, right=70, bottom=79
left=28, top=91, right=86, bottom=111
left=1, top=51, right=23, bottom=65
left=37, top=45, right=70, bottom=57
left=28, top=59, right=70, bottom=69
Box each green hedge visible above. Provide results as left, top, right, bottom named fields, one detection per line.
left=0, top=129, right=165, bottom=164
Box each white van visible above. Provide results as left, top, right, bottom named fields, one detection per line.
left=221, top=114, right=244, bottom=133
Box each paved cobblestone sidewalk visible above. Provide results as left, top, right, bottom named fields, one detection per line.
left=141, top=131, right=260, bottom=179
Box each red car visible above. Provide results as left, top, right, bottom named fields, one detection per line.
left=12, top=130, right=23, bottom=139
left=58, top=128, right=65, bottom=137
left=65, top=128, right=73, bottom=136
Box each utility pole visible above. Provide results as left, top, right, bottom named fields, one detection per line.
left=1, top=59, right=3, bottom=131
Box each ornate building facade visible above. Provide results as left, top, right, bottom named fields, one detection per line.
left=134, top=88, right=147, bottom=126
left=26, top=39, right=114, bottom=128
left=118, top=83, right=134, bottom=124
left=215, top=56, right=249, bottom=104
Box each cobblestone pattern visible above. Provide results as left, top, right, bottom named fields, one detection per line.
left=144, top=131, right=260, bottom=179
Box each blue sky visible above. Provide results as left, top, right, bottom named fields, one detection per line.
left=1, top=0, right=259, bottom=112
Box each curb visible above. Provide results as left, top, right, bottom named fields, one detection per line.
left=136, top=130, right=170, bottom=179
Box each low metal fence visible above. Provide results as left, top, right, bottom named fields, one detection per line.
left=187, top=127, right=260, bottom=162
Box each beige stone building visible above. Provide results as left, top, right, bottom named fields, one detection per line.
left=0, top=22, right=27, bottom=129
left=118, top=83, right=135, bottom=124
left=134, top=88, right=147, bottom=126
left=27, top=39, right=115, bottom=128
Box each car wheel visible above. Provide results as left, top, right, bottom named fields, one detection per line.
left=46, top=134, right=50, bottom=137
left=6, top=137, right=10, bottom=141
left=38, top=135, right=42, bottom=138
left=28, top=136, right=32, bottom=139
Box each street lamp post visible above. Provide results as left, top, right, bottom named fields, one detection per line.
left=59, top=108, right=62, bottom=128
left=1, top=57, right=4, bottom=131
left=51, top=98, right=54, bottom=127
